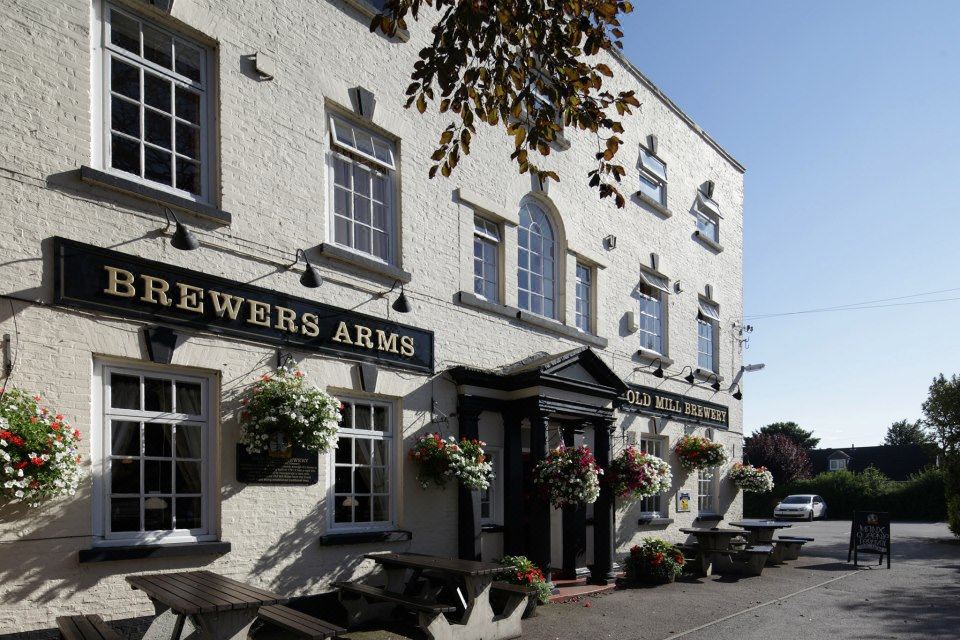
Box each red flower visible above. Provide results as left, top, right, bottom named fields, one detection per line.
left=650, top=552, right=665, bottom=566
left=52, top=424, right=61, bottom=432
left=30, top=457, right=44, bottom=467
left=55, top=414, right=63, bottom=421
left=73, top=429, right=81, bottom=440
left=14, top=461, right=28, bottom=470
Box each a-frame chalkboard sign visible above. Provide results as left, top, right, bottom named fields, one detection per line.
left=847, top=511, right=891, bottom=568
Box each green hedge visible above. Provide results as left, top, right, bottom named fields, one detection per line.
left=743, top=466, right=946, bottom=521
left=946, top=458, right=960, bottom=536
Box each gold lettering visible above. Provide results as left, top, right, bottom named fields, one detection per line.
left=332, top=321, right=353, bottom=345
left=355, top=325, right=374, bottom=349
left=103, top=266, right=136, bottom=298
left=140, top=275, right=172, bottom=306
left=175, top=283, right=205, bottom=313
left=247, top=300, right=271, bottom=327
left=399, top=335, right=415, bottom=357
left=275, top=306, right=298, bottom=333
left=208, top=291, right=246, bottom=320
left=376, top=330, right=399, bottom=354
left=301, top=313, right=319, bottom=337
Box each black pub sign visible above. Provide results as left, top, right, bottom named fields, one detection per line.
left=848, top=510, right=891, bottom=568
left=620, top=383, right=729, bottom=429
left=54, top=238, right=434, bottom=373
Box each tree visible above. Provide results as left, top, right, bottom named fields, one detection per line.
left=922, top=374, right=960, bottom=456
left=372, top=0, right=640, bottom=207
left=883, top=419, right=932, bottom=447
left=755, top=422, right=820, bottom=450
left=744, top=433, right=812, bottom=485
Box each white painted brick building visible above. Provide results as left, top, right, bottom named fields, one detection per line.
left=0, top=0, right=745, bottom=634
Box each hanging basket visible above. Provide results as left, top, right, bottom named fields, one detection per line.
left=673, top=435, right=729, bottom=471
left=0, top=389, right=83, bottom=507
left=532, top=445, right=602, bottom=509
left=607, top=447, right=672, bottom=500
left=728, top=463, right=775, bottom=493
left=408, top=433, right=492, bottom=491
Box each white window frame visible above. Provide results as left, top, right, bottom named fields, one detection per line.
left=638, top=147, right=667, bottom=206
left=473, top=216, right=501, bottom=302
left=829, top=458, right=847, bottom=471
left=93, top=1, right=214, bottom=203
left=91, top=362, right=217, bottom=546
left=638, top=268, right=670, bottom=355
left=697, top=299, right=720, bottom=373
left=326, top=396, right=396, bottom=532
left=327, top=115, right=398, bottom=265
left=694, top=192, right=722, bottom=244
left=479, top=447, right=503, bottom=526
left=517, top=201, right=558, bottom=319
left=697, top=467, right=716, bottom=515
left=638, top=436, right=667, bottom=516
left=574, top=262, right=593, bottom=333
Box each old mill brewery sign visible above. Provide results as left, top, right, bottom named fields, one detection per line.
left=621, top=383, right=729, bottom=429
left=54, top=238, right=434, bottom=373
left=848, top=510, right=891, bottom=568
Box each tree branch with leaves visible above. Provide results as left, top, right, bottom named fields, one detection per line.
left=372, top=0, right=640, bottom=207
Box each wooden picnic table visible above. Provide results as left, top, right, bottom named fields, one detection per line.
left=730, top=519, right=793, bottom=545
left=679, top=528, right=748, bottom=576
left=339, top=552, right=522, bottom=640
left=126, top=570, right=286, bottom=640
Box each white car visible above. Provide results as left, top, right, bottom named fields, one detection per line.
left=773, top=494, right=827, bottom=521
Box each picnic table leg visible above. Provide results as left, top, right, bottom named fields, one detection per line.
left=141, top=599, right=195, bottom=640
left=189, top=609, right=260, bottom=640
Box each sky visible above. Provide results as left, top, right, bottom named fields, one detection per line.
left=620, top=1, right=960, bottom=447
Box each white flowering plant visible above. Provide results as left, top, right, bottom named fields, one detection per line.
left=607, top=447, right=672, bottom=500
left=238, top=362, right=341, bottom=454
left=673, top=435, right=730, bottom=471
left=408, top=433, right=492, bottom=491
left=728, top=462, right=775, bottom=493
left=0, top=389, right=82, bottom=507
left=533, top=445, right=602, bottom=509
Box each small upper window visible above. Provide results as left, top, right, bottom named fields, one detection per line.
left=829, top=458, right=848, bottom=471
left=473, top=217, right=500, bottom=302
left=329, top=116, right=397, bottom=263
left=575, top=263, right=592, bottom=333
left=694, top=190, right=721, bottom=244
left=697, top=300, right=720, bottom=372
left=99, top=4, right=212, bottom=200
left=517, top=201, right=557, bottom=319
left=638, top=148, right=667, bottom=206
left=638, top=269, right=670, bottom=355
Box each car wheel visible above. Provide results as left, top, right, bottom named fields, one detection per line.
left=807, top=511, right=813, bottom=521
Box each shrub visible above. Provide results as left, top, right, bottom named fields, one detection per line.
left=624, top=538, right=685, bottom=584
left=500, top=555, right=552, bottom=604
left=946, top=457, right=960, bottom=537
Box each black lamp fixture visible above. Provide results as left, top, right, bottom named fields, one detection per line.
left=163, top=207, right=199, bottom=251
left=391, top=283, right=411, bottom=313
left=651, top=358, right=665, bottom=378
left=668, top=365, right=695, bottom=384
left=292, top=249, right=323, bottom=288
left=733, top=385, right=743, bottom=400
left=711, top=379, right=721, bottom=392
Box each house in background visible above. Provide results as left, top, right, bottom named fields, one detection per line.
left=810, top=444, right=936, bottom=480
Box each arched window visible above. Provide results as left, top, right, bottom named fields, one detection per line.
left=518, top=201, right=556, bottom=318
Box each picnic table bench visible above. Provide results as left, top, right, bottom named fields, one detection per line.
left=775, top=535, right=815, bottom=561
left=257, top=605, right=345, bottom=639
left=56, top=615, right=121, bottom=640
left=334, top=552, right=527, bottom=640
left=730, top=520, right=793, bottom=545
left=679, top=528, right=747, bottom=576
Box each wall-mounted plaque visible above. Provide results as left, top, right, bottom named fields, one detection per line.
left=676, top=490, right=692, bottom=512
left=236, top=444, right=319, bottom=485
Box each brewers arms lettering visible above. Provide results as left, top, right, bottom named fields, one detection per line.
left=102, top=265, right=415, bottom=358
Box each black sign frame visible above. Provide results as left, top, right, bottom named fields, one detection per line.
left=847, top=510, right=891, bottom=568
left=53, top=237, right=434, bottom=373
left=620, top=383, right=729, bottom=429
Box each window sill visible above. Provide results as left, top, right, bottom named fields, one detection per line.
left=316, top=243, right=412, bottom=283
left=637, top=517, right=674, bottom=527
left=79, top=166, right=231, bottom=225
left=693, top=230, right=724, bottom=253
left=516, top=310, right=608, bottom=349
left=457, top=291, right=518, bottom=320
left=319, top=529, right=412, bottom=546
left=635, top=348, right=674, bottom=367
left=339, top=0, right=410, bottom=41
left=481, top=523, right=505, bottom=533
left=633, top=191, right=673, bottom=218
left=78, top=540, right=231, bottom=563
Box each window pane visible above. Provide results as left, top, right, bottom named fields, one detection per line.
left=334, top=158, right=351, bottom=188
left=354, top=467, right=371, bottom=494
left=353, top=165, right=371, bottom=197
left=112, top=97, right=140, bottom=137
left=354, top=194, right=371, bottom=224
left=175, top=86, right=200, bottom=124
left=373, top=202, right=388, bottom=231
left=145, top=146, right=173, bottom=185
left=372, top=174, right=387, bottom=203
left=355, top=439, right=371, bottom=467
left=354, top=404, right=372, bottom=430
left=144, top=73, right=171, bottom=112
left=372, top=467, right=388, bottom=493
left=144, top=498, right=172, bottom=531
left=335, top=436, right=352, bottom=464
left=111, top=58, right=140, bottom=100
left=340, top=403, right=353, bottom=429
left=144, top=378, right=173, bottom=412
left=354, top=495, right=371, bottom=523
left=176, top=424, right=202, bottom=459
left=176, top=460, right=203, bottom=493
left=335, top=467, right=351, bottom=492
left=110, top=11, right=140, bottom=54
left=334, top=185, right=351, bottom=219
left=175, top=42, right=202, bottom=82
left=373, top=495, right=389, bottom=521
left=334, top=215, right=351, bottom=245
left=175, top=122, right=200, bottom=158
left=175, top=496, right=202, bottom=529
left=334, top=496, right=352, bottom=523
left=145, top=459, right=172, bottom=493
left=373, top=406, right=388, bottom=432
left=144, top=422, right=172, bottom=457
left=112, top=421, right=141, bottom=457
left=373, top=231, right=389, bottom=261
left=111, top=497, right=141, bottom=532
left=142, top=24, right=173, bottom=69
left=111, top=374, right=141, bottom=409
left=111, top=459, right=140, bottom=493
left=354, top=131, right=375, bottom=157
left=175, top=158, right=201, bottom=195
left=354, top=225, right=372, bottom=254
left=111, top=134, right=141, bottom=175
left=145, top=110, right=172, bottom=148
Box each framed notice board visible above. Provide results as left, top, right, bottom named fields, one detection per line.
left=847, top=511, right=891, bottom=568
left=236, top=444, right=319, bottom=485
